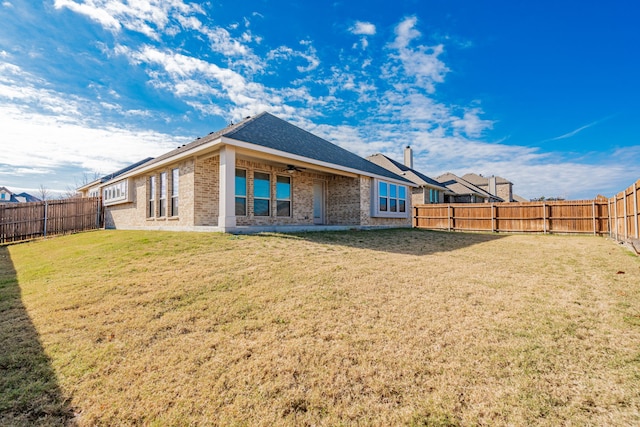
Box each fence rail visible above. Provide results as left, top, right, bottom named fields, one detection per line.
left=0, top=197, right=103, bottom=244
left=414, top=200, right=610, bottom=235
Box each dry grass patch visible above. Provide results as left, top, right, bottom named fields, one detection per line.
left=2, top=229, right=640, bottom=425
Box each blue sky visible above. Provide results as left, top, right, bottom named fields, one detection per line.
left=1, top=0, right=638, bottom=199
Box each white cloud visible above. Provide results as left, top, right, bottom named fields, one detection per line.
left=350, top=21, right=376, bottom=36
left=0, top=61, right=188, bottom=191
left=54, top=0, right=204, bottom=40
left=385, top=16, right=449, bottom=93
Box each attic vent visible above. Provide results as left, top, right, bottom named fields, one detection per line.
left=245, top=116, right=250, bottom=119
left=208, top=131, right=214, bottom=135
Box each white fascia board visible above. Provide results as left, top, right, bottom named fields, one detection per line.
left=221, top=137, right=417, bottom=187
left=98, top=137, right=225, bottom=187
left=76, top=179, right=102, bottom=191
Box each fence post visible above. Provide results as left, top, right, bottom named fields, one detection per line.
left=43, top=200, right=48, bottom=237
left=448, top=204, right=452, bottom=232
left=592, top=200, right=596, bottom=235
left=623, top=191, right=628, bottom=241
left=613, top=194, right=620, bottom=241
left=542, top=202, right=547, bottom=234
left=634, top=182, right=638, bottom=239
left=491, top=203, right=496, bottom=233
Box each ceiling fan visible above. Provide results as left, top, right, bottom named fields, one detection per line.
left=285, top=165, right=306, bottom=173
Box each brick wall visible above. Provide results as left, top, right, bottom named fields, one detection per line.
left=105, top=159, right=195, bottom=229
left=194, top=156, right=219, bottom=226
left=235, top=159, right=326, bottom=226
left=327, top=175, right=361, bottom=225
left=496, top=182, right=513, bottom=202
left=104, top=154, right=411, bottom=230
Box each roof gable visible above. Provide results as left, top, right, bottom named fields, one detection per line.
left=368, top=153, right=448, bottom=191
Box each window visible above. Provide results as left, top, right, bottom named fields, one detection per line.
left=253, top=172, right=270, bottom=216
left=159, top=172, right=167, bottom=217
left=379, top=181, right=388, bottom=212
left=276, top=175, right=291, bottom=217
left=148, top=176, right=156, bottom=217
left=374, top=180, right=408, bottom=218
left=103, top=180, right=129, bottom=205
left=235, top=169, right=247, bottom=216
left=399, top=186, right=406, bottom=212
left=429, top=188, right=439, bottom=203
left=171, top=168, right=179, bottom=216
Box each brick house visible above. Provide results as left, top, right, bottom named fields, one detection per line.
left=78, top=112, right=415, bottom=233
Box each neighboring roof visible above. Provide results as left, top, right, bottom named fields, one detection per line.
left=0, top=187, right=41, bottom=203
left=366, top=153, right=450, bottom=192
left=435, top=173, right=504, bottom=202
left=109, top=112, right=412, bottom=185
left=512, top=194, right=528, bottom=202
left=462, top=173, right=512, bottom=186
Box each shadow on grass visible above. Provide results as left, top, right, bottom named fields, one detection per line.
left=261, top=228, right=507, bottom=255
left=0, top=246, right=75, bottom=426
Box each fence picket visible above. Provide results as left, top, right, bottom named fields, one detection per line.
left=0, top=197, right=103, bottom=244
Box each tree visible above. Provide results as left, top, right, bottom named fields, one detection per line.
left=38, top=184, right=51, bottom=201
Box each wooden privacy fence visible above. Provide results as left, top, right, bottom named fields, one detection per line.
left=609, top=179, right=640, bottom=243
left=414, top=200, right=610, bottom=235
left=0, top=197, right=103, bottom=244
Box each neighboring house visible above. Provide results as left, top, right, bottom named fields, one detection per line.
left=79, top=112, right=415, bottom=233
left=0, top=187, right=41, bottom=204
left=435, top=173, right=503, bottom=203
left=367, top=147, right=452, bottom=205
left=461, top=173, right=526, bottom=202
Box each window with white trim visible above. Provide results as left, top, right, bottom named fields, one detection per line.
left=103, top=180, right=129, bottom=205
left=253, top=171, right=270, bottom=216
left=235, top=169, right=247, bottom=216
left=148, top=176, right=156, bottom=218
left=171, top=168, right=179, bottom=216
left=276, top=175, right=291, bottom=217
left=159, top=172, right=167, bottom=217
left=373, top=180, right=408, bottom=218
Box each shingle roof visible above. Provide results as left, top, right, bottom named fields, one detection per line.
left=436, top=173, right=503, bottom=201
left=462, top=173, right=512, bottom=186
left=224, top=113, right=411, bottom=183
left=121, top=112, right=411, bottom=184
left=100, top=157, right=155, bottom=183
left=367, top=153, right=449, bottom=191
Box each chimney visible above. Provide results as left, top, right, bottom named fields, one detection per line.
left=488, top=176, right=497, bottom=196
left=404, top=146, right=413, bottom=169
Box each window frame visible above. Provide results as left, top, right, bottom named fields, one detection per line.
left=429, top=188, right=439, bottom=203
left=372, top=179, right=409, bottom=218
left=159, top=172, right=167, bottom=217
left=148, top=175, right=156, bottom=218
left=170, top=168, right=179, bottom=217
left=102, top=179, right=130, bottom=206
left=235, top=168, right=247, bottom=216
left=253, top=171, right=271, bottom=217
left=276, top=175, right=292, bottom=217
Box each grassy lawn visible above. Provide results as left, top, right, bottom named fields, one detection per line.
left=1, top=229, right=640, bottom=426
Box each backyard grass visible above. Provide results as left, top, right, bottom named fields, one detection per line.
left=1, top=229, right=640, bottom=426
